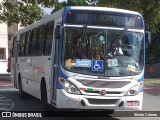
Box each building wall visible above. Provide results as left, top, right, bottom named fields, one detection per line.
left=0, top=0, right=17, bottom=74
left=0, top=23, right=8, bottom=59
left=0, top=22, right=8, bottom=74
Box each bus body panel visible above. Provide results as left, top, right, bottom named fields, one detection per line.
left=11, top=6, right=146, bottom=111
left=56, top=89, right=143, bottom=110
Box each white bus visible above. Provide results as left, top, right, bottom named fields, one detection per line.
left=11, top=6, right=151, bottom=111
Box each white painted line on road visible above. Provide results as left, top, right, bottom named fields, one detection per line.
left=0, top=95, right=14, bottom=111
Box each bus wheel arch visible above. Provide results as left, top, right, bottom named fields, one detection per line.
left=40, top=77, right=48, bottom=110
left=18, top=73, right=27, bottom=99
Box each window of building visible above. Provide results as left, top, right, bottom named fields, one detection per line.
left=0, top=48, right=6, bottom=59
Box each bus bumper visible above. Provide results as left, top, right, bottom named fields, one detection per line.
left=56, top=89, right=143, bottom=110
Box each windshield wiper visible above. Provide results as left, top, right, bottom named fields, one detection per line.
left=112, top=28, right=128, bottom=48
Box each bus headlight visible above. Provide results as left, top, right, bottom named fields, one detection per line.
left=125, top=82, right=143, bottom=96
left=59, top=78, right=81, bottom=95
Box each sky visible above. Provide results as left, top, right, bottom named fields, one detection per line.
left=40, top=0, right=67, bottom=15
left=58, top=0, right=66, bottom=2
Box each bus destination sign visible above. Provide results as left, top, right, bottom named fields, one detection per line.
left=65, top=10, right=143, bottom=29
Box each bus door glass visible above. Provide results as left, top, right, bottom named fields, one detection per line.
left=52, top=24, right=60, bottom=102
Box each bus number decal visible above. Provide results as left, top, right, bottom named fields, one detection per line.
left=67, top=98, right=78, bottom=103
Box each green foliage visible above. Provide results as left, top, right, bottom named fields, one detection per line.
left=0, top=0, right=43, bottom=26
left=54, top=0, right=87, bottom=11
left=146, top=26, right=160, bottom=64
left=1, top=0, right=159, bottom=31
left=0, top=0, right=160, bottom=64
left=99, top=0, right=160, bottom=33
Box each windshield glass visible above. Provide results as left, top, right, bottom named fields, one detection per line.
left=62, top=27, right=144, bottom=77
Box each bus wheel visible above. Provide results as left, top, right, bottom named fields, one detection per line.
left=41, top=82, right=48, bottom=111
left=18, top=75, right=27, bottom=99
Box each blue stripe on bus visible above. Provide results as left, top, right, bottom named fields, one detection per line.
left=138, top=75, right=144, bottom=82
left=138, top=76, right=144, bottom=92
left=62, top=6, right=71, bottom=24
left=57, top=67, right=69, bottom=89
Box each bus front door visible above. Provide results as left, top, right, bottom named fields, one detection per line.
left=51, top=24, right=60, bottom=104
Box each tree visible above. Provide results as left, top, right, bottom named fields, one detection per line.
left=1, top=0, right=159, bottom=31
left=0, top=0, right=44, bottom=26
left=98, top=0, right=160, bottom=33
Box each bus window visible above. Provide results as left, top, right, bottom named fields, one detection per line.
left=44, top=21, right=54, bottom=56
left=35, top=25, right=45, bottom=56
left=30, top=28, right=38, bottom=56
left=12, top=36, right=17, bottom=57
left=24, top=31, right=31, bottom=56
left=19, top=33, right=26, bottom=56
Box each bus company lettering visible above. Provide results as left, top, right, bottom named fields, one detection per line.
left=67, top=98, right=79, bottom=103
left=11, top=112, right=42, bottom=117
left=34, top=66, right=44, bottom=73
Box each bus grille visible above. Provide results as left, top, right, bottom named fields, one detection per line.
left=87, top=98, right=118, bottom=105
left=77, top=80, right=130, bottom=88
left=84, top=90, right=121, bottom=94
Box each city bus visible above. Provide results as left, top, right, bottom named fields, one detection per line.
left=11, top=6, right=151, bottom=111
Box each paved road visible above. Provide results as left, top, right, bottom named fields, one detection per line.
left=0, top=76, right=160, bottom=119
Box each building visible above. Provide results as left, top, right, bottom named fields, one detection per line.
left=0, top=0, right=48, bottom=74
left=0, top=0, right=18, bottom=74
left=8, top=0, right=18, bottom=57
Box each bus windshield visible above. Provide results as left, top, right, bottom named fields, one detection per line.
left=62, top=27, right=144, bottom=77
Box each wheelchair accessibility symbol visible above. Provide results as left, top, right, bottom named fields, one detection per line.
left=92, top=60, right=103, bottom=72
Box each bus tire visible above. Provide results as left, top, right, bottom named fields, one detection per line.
left=41, top=81, right=48, bottom=111
left=18, top=74, right=28, bottom=99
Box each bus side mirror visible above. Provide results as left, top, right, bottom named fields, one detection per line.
left=55, top=25, right=60, bottom=39
left=145, top=24, right=151, bottom=44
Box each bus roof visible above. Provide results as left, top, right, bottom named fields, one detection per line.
left=69, top=6, right=140, bottom=15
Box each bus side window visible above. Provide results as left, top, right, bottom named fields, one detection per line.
left=19, top=33, right=26, bottom=56
left=36, top=25, right=45, bottom=56
left=43, top=20, right=54, bottom=56
left=24, top=31, right=31, bottom=56
left=30, top=28, right=38, bottom=56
